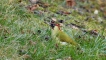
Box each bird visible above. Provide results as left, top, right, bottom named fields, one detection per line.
left=51, top=23, right=79, bottom=46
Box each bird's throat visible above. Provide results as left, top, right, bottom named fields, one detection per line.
left=55, top=25, right=61, bottom=31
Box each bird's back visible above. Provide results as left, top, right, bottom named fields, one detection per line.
left=57, top=31, right=78, bottom=46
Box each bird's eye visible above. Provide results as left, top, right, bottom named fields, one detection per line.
left=50, top=23, right=55, bottom=29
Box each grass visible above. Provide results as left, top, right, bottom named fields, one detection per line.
left=0, top=0, right=106, bottom=60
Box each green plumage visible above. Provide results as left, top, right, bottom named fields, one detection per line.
left=52, top=26, right=78, bottom=46
left=57, top=30, right=78, bottom=46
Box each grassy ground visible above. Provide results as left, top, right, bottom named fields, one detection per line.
left=0, top=0, right=106, bottom=60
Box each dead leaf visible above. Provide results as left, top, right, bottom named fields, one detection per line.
left=43, top=3, right=50, bottom=8
left=26, top=4, right=39, bottom=12
left=39, top=3, right=50, bottom=8
left=66, top=0, right=76, bottom=7
left=52, top=18, right=57, bottom=22
left=56, top=11, right=71, bottom=15
left=63, top=11, right=71, bottom=15
left=90, top=30, right=98, bottom=35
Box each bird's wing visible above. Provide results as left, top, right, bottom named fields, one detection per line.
left=57, top=31, right=78, bottom=46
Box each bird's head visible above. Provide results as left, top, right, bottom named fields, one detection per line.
left=50, top=23, right=61, bottom=30
left=50, top=20, right=56, bottom=29
left=50, top=20, right=63, bottom=31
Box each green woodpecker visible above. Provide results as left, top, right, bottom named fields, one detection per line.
left=51, top=23, right=78, bottom=46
